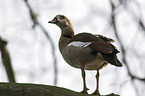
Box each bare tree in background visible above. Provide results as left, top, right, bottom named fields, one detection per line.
left=23, top=0, right=58, bottom=85
left=110, top=0, right=145, bottom=95
left=0, top=38, right=15, bottom=82
left=109, top=0, right=145, bottom=96
left=0, top=0, right=145, bottom=96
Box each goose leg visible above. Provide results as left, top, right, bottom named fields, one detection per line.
left=92, top=70, right=100, bottom=95
left=81, top=67, right=89, bottom=94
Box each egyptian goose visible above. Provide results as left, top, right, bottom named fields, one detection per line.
left=48, top=15, right=122, bottom=95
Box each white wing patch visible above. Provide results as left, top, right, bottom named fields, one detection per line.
left=67, top=41, right=92, bottom=48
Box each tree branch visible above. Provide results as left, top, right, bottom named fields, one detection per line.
left=110, top=1, right=145, bottom=96
left=0, top=37, right=16, bottom=82
left=0, top=82, right=120, bottom=96
left=23, top=0, right=58, bottom=85
left=110, top=0, right=145, bottom=82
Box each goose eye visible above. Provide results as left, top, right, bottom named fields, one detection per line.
left=60, top=16, right=65, bottom=20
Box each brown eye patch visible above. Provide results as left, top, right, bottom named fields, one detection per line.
left=60, top=16, right=65, bottom=20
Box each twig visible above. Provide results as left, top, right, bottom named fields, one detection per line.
left=0, top=37, right=16, bottom=82
left=110, top=0, right=145, bottom=82
left=110, top=1, right=144, bottom=96
left=139, top=19, right=145, bottom=32
left=23, top=0, right=58, bottom=85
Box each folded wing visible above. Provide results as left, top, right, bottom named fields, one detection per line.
left=68, top=33, right=122, bottom=67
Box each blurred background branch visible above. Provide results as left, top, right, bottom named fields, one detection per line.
left=110, top=0, right=145, bottom=95
left=110, top=0, right=145, bottom=81
left=23, top=0, right=58, bottom=85
left=0, top=37, right=15, bottom=82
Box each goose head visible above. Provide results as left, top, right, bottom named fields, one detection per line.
left=48, top=15, right=74, bottom=37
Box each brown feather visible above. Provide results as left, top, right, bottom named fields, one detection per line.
left=69, top=33, right=100, bottom=42
left=95, top=35, right=115, bottom=43
left=89, top=41, right=114, bottom=54
left=68, top=33, right=115, bottom=54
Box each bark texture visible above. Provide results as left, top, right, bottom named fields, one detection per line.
left=0, top=82, right=119, bottom=96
